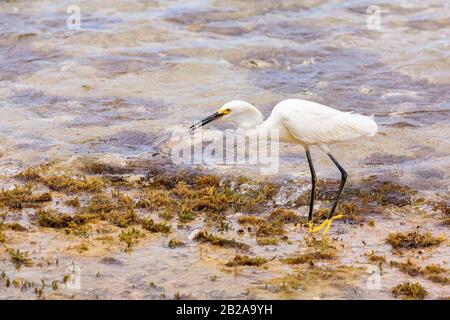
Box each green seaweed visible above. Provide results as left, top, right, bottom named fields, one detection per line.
left=225, top=255, right=267, bottom=267
left=255, top=220, right=285, bottom=237
left=256, top=237, right=279, bottom=246
left=84, top=194, right=117, bottom=213
left=168, top=238, right=185, bottom=248
left=0, top=184, right=51, bottom=209
left=102, top=209, right=139, bottom=228
left=390, top=260, right=449, bottom=284
left=386, top=231, right=444, bottom=249
left=424, top=264, right=446, bottom=275
left=141, top=218, right=172, bottom=234
left=390, top=259, right=422, bottom=276
left=177, top=206, right=197, bottom=223
left=365, top=251, right=386, bottom=264
left=80, top=193, right=139, bottom=228
left=36, top=209, right=95, bottom=229
left=193, top=230, right=249, bottom=250
left=268, top=208, right=301, bottom=224
left=237, top=215, right=266, bottom=225
left=3, top=222, right=28, bottom=232
left=282, top=251, right=336, bottom=265
left=64, top=197, right=81, bottom=208
left=42, top=175, right=104, bottom=193
left=136, top=189, right=174, bottom=210
left=392, top=282, right=427, bottom=300
left=6, top=247, right=33, bottom=269
left=283, top=237, right=336, bottom=265
left=119, top=228, right=143, bottom=251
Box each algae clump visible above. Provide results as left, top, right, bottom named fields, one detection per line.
left=391, top=282, right=427, bottom=300
left=390, top=259, right=422, bottom=276
left=193, top=230, right=249, bottom=250
left=36, top=209, right=94, bottom=229
left=6, top=247, right=33, bottom=269
left=268, top=208, right=301, bottom=224
left=237, top=215, right=266, bottom=225
left=119, top=228, right=144, bottom=251
left=141, top=218, right=172, bottom=234
left=256, top=237, right=279, bottom=246
left=283, top=237, right=337, bottom=265
left=390, top=260, right=449, bottom=284
left=386, top=231, right=444, bottom=249
left=365, top=251, right=386, bottom=264
left=225, top=255, right=267, bottom=267
left=0, top=184, right=51, bottom=209
left=41, top=175, right=104, bottom=193
left=168, top=238, right=185, bottom=248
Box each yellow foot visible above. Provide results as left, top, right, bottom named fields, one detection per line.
left=301, top=221, right=314, bottom=233
left=306, top=214, right=344, bottom=236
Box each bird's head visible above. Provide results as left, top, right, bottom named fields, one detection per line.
left=190, top=100, right=263, bottom=131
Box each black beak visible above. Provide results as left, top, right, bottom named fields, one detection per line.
left=189, top=112, right=223, bottom=131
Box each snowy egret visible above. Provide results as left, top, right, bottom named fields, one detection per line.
left=190, top=99, right=377, bottom=235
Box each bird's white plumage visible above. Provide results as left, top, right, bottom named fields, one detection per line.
left=273, top=99, right=377, bottom=145
left=210, top=99, right=377, bottom=149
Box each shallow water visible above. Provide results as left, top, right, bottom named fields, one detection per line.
left=0, top=0, right=449, bottom=300
left=1, top=0, right=449, bottom=189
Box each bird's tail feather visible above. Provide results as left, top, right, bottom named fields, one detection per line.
left=342, top=112, right=378, bottom=138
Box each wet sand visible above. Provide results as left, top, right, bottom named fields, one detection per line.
left=0, top=0, right=449, bottom=299
left=0, top=160, right=448, bottom=299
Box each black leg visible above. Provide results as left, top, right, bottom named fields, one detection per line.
left=305, top=150, right=317, bottom=222
left=327, top=152, right=347, bottom=219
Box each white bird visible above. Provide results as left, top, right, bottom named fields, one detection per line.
left=190, top=99, right=377, bottom=235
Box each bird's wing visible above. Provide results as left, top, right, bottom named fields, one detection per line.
left=281, top=108, right=377, bottom=145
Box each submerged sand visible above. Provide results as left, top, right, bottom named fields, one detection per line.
left=0, top=0, right=449, bottom=299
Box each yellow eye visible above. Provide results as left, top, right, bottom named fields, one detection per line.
left=220, top=107, right=231, bottom=115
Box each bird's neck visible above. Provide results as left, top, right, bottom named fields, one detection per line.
left=236, top=106, right=264, bottom=130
